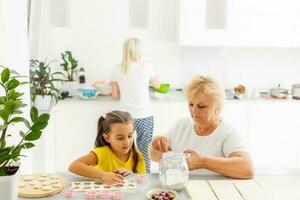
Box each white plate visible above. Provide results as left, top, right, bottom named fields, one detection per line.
left=146, top=188, right=178, bottom=200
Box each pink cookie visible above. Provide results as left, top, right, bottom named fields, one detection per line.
left=98, top=189, right=111, bottom=199
left=65, top=189, right=75, bottom=198
left=113, top=190, right=123, bottom=200
left=86, top=190, right=97, bottom=200
left=137, top=174, right=147, bottom=183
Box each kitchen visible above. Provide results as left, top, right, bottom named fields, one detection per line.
left=1, top=0, right=300, bottom=199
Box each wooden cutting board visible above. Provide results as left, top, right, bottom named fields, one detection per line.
left=18, top=173, right=68, bottom=198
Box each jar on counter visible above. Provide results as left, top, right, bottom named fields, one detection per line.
left=158, top=152, right=189, bottom=191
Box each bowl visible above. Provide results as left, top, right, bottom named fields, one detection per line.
left=146, top=188, right=178, bottom=200
left=79, top=86, right=98, bottom=99
left=156, top=83, right=170, bottom=94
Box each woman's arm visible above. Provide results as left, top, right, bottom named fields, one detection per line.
left=149, top=76, right=160, bottom=89
left=111, top=81, right=120, bottom=98
left=185, top=150, right=254, bottom=179
left=149, top=136, right=171, bottom=161
left=68, top=152, right=124, bottom=184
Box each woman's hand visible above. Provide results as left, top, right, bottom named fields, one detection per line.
left=184, top=149, right=206, bottom=170
left=92, top=80, right=104, bottom=87
left=100, top=171, right=124, bottom=185
left=151, top=136, right=171, bottom=153
left=113, top=168, right=132, bottom=177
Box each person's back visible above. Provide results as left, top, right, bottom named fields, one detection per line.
left=113, top=62, right=154, bottom=118
left=111, top=37, right=160, bottom=173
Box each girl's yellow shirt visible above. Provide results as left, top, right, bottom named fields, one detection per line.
left=92, top=146, right=146, bottom=174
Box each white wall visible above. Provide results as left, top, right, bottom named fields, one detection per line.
left=0, top=0, right=31, bottom=174
left=33, top=0, right=300, bottom=91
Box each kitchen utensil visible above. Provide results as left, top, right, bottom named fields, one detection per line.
left=292, top=84, right=300, bottom=100
left=270, top=86, right=288, bottom=99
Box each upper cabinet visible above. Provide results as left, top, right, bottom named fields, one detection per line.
left=179, top=0, right=300, bottom=47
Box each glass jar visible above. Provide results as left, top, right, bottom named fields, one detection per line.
left=158, top=152, right=189, bottom=191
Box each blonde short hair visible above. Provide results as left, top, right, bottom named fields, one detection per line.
left=185, top=76, right=225, bottom=114
left=122, top=37, right=142, bottom=74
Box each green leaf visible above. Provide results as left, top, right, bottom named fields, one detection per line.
left=0, top=124, right=7, bottom=131
left=0, top=168, right=6, bottom=176
left=1, top=68, right=10, bottom=83
left=31, top=121, right=48, bottom=131
left=24, top=130, right=42, bottom=141
left=0, top=97, right=5, bottom=104
left=30, top=107, right=38, bottom=123
left=10, top=117, right=25, bottom=123
left=0, top=109, right=9, bottom=122
left=6, top=78, right=20, bottom=90
left=19, top=131, right=26, bottom=138
left=23, top=119, right=31, bottom=129
left=37, top=113, right=50, bottom=123
left=21, top=142, right=35, bottom=149
left=0, top=154, right=10, bottom=166
left=0, top=147, right=11, bottom=156
left=0, top=140, right=5, bottom=149
left=5, top=100, right=15, bottom=114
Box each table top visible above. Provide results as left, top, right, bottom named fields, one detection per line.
left=18, top=172, right=300, bottom=200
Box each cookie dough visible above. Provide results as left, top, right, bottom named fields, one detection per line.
left=33, top=184, right=42, bottom=189
left=38, top=177, right=47, bottom=182
left=42, top=181, right=51, bottom=186
left=23, top=176, right=34, bottom=181
left=42, top=186, right=52, bottom=191
left=30, top=180, right=39, bottom=185
left=50, top=175, right=60, bottom=180
left=52, top=183, right=62, bottom=188
left=19, top=182, right=26, bottom=188
left=40, top=173, right=48, bottom=177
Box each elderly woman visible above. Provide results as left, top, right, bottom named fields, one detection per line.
left=149, top=76, right=254, bottom=179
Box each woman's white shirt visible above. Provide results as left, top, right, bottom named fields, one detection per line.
left=111, top=62, right=155, bottom=119
left=165, top=118, right=247, bottom=174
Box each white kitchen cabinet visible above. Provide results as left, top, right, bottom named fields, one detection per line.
left=248, top=100, right=300, bottom=169
left=179, top=0, right=300, bottom=47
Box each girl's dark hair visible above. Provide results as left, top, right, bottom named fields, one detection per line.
left=95, top=110, right=139, bottom=173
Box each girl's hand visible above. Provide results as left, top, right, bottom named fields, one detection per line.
left=151, top=136, right=171, bottom=153
left=100, top=171, right=124, bottom=185
left=184, top=149, right=205, bottom=170
left=113, top=168, right=132, bottom=177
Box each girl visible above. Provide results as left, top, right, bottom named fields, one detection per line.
left=110, top=37, right=160, bottom=173
left=68, top=111, right=146, bottom=185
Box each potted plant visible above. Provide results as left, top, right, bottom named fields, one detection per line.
left=0, top=65, right=50, bottom=200
left=30, top=59, right=64, bottom=110
left=60, top=51, right=79, bottom=96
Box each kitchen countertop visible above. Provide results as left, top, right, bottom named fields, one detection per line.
left=58, top=90, right=300, bottom=104
left=18, top=172, right=300, bottom=200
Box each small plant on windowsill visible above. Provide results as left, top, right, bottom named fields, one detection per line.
left=30, top=59, right=64, bottom=109
left=0, top=65, right=50, bottom=176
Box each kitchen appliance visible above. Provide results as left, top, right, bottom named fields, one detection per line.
left=292, top=84, right=300, bottom=100
left=270, top=86, right=288, bottom=99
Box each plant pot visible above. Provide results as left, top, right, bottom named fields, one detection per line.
left=0, top=168, right=20, bottom=200
left=34, top=95, right=53, bottom=110
left=62, top=81, right=78, bottom=97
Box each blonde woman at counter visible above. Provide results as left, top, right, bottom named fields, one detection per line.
left=110, top=37, right=160, bottom=173
left=149, top=76, right=254, bottom=179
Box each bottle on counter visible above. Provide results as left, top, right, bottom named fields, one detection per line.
left=78, top=67, right=86, bottom=84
